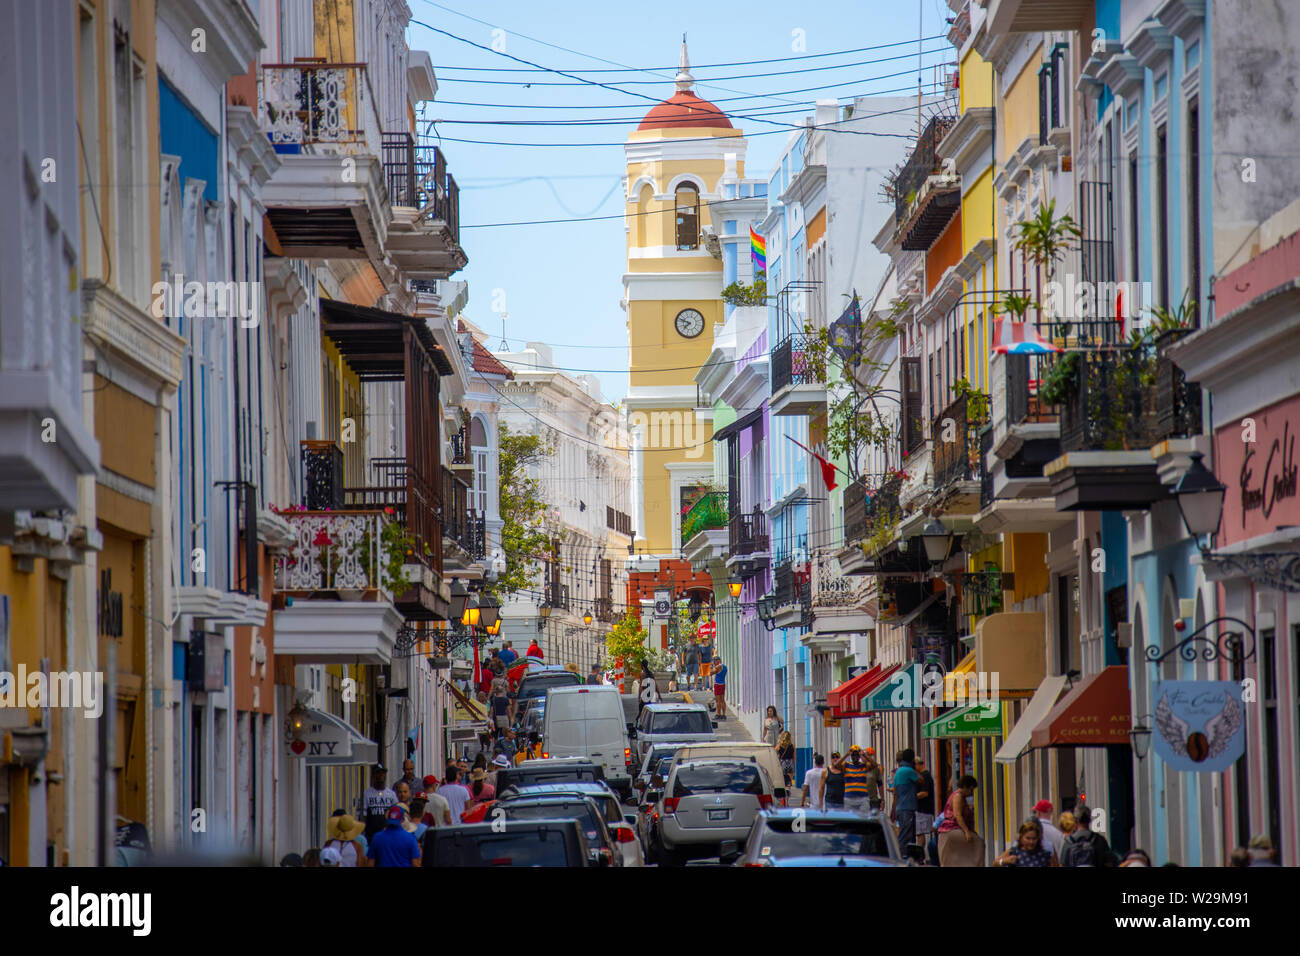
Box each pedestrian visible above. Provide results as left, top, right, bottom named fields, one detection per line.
left=801, top=753, right=826, bottom=812
left=1121, top=849, right=1152, bottom=867
left=394, top=781, right=411, bottom=808
left=936, top=775, right=983, bottom=867
left=488, top=753, right=511, bottom=789
left=1229, top=847, right=1251, bottom=867
left=891, top=749, right=920, bottom=847
left=821, top=752, right=846, bottom=810
left=367, top=805, right=421, bottom=867
left=1059, top=806, right=1115, bottom=867
left=637, top=658, right=659, bottom=717
left=420, top=777, right=452, bottom=828
left=698, top=638, right=714, bottom=692
left=711, top=656, right=728, bottom=718
left=1032, top=799, right=1064, bottom=858
left=404, top=798, right=429, bottom=843
left=301, top=848, right=321, bottom=867
left=440, top=765, right=471, bottom=822
left=526, top=638, right=544, bottom=659
left=684, top=640, right=700, bottom=691
left=1057, top=810, right=1076, bottom=836
left=323, top=811, right=367, bottom=868
left=862, top=747, right=884, bottom=809
left=320, top=846, right=342, bottom=867
left=358, top=765, right=397, bottom=843
left=488, top=679, right=512, bottom=737
left=1247, top=834, right=1280, bottom=866
left=587, top=663, right=603, bottom=685
left=995, top=820, right=1057, bottom=867
left=775, top=731, right=795, bottom=789
left=394, top=758, right=418, bottom=794
left=499, top=641, right=518, bottom=667
left=915, top=756, right=935, bottom=846
left=762, top=705, right=784, bottom=746
left=841, top=745, right=874, bottom=813
left=466, top=767, right=496, bottom=815
left=487, top=649, right=506, bottom=679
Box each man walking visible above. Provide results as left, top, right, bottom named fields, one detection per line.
left=359, top=765, right=398, bottom=843
left=394, top=758, right=418, bottom=795
left=801, top=753, right=826, bottom=812
left=367, top=804, right=421, bottom=867
left=587, top=663, right=603, bottom=685
left=1033, top=799, right=1064, bottom=858
left=711, top=656, right=728, bottom=718
left=842, top=746, right=871, bottom=814
left=891, top=749, right=920, bottom=847
left=440, top=765, right=472, bottom=823
left=1060, top=806, right=1116, bottom=867
left=698, top=638, right=713, bottom=692
left=420, top=777, right=452, bottom=828
left=915, top=757, right=936, bottom=848
left=498, top=641, right=518, bottom=667
left=683, top=639, right=700, bottom=692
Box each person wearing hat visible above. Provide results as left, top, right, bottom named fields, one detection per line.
left=367, top=804, right=422, bottom=867
left=842, top=745, right=872, bottom=814
left=323, top=811, right=368, bottom=868
left=420, top=776, right=452, bottom=828
left=488, top=753, right=511, bottom=789
left=465, top=767, right=496, bottom=817
left=319, top=845, right=342, bottom=867
left=1033, top=799, right=1064, bottom=858
left=587, top=662, right=603, bottom=686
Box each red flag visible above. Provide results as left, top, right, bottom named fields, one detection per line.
left=785, top=435, right=839, bottom=491
left=472, top=638, right=481, bottom=686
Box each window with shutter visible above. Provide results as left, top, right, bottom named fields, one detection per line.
left=901, top=356, right=924, bottom=455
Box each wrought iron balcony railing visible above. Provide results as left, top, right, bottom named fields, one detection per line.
left=979, top=426, right=994, bottom=510
left=772, top=558, right=809, bottom=608
left=728, top=506, right=769, bottom=556
left=1058, top=339, right=1202, bottom=453
left=273, top=510, right=392, bottom=597
left=844, top=482, right=869, bottom=545
left=890, top=112, right=957, bottom=224
left=448, top=425, right=471, bottom=465
left=259, top=62, right=380, bottom=150
left=771, top=333, right=822, bottom=395
left=381, top=132, right=460, bottom=242
left=681, top=491, right=728, bottom=548
left=1004, top=352, right=1060, bottom=427
left=545, top=582, right=570, bottom=611
left=932, top=393, right=983, bottom=488
left=594, top=596, right=615, bottom=624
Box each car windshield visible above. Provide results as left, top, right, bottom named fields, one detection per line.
left=649, top=712, right=711, bottom=735
left=501, top=803, right=604, bottom=845
left=758, top=820, right=892, bottom=859
left=432, top=830, right=576, bottom=867
left=673, top=764, right=763, bottom=796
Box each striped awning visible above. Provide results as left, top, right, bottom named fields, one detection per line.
left=991, top=318, right=1059, bottom=355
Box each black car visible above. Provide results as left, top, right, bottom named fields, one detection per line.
left=493, top=758, right=605, bottom=791
left=421, top=819, right=599, bottom=867
left=723, top=809, right=925, bottom=867
left=493, top=794, right=620, bottom=866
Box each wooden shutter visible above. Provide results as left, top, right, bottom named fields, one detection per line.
left=901, top=356, right=924, bottom=456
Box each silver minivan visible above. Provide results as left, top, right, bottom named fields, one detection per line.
left=655, top=757, right=774, bottom=865
left=632, top=702, right=716, bottom=761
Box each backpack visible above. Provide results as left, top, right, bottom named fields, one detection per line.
left=1061, top=831, right=1101, bottom=867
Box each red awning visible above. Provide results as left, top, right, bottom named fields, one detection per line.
left=828, top=665, right=882, bottom=714
left=844, top=663, right=903, bottom=714
left=1030, top=665, right=1131, bottom=748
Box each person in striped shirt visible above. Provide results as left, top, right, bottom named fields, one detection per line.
left=842, top=745, right=872, bottom=814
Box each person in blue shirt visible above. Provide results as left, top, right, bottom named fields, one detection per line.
left=712, top=657, right=728, bottom=719
left=890, top=748, right=921, bottom=848
left=498, top=642, right=518, bottom=667
left=367, top=805, right=421, bottom=867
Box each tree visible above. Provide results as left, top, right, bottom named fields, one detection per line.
left=604, top=610, right=650, bottom=672
left=485, top=423, right=555, bottom=599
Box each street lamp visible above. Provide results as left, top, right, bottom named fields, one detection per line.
left=449, top=581, right=470, bottom=621
left=756, top=592, right=778, bottom=632
left=1173, top=452, right=1227, bottom=540
left=485, top=618, right=501, bottom=637
left=477, top=593, right=500, bottom=630
left=920, top=518, right=953, bottom=566
left=727, top=574, right=743, bottom=599
left=462, top=596, right=480, bottom=628
left=583, top=610, right=594, bottom=626
left=1129, top=714, right=1154, bottom=760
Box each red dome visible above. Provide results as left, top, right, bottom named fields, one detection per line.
left=637, top=91, right=732, bottom=132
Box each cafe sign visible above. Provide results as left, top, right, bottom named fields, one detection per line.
left=1216, top=402, right=1300, bottom=542
left=1153, top=680, right=1245, bottom=773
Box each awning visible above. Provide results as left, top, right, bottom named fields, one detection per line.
left=1030, top=665, right=1131, bottom=749
left=444, top=679, right=485, bottom=721
left=995, top=674, right=1068, bottom=764
left=861, top=661, right=922, bottom=712
left=827, top=665, right=883, bottom=714
left=712, top=406, right=763, bottom=442
left=290, top=708, right=379, bottom=767
left=894, top=591, right=941, bottom=628
left=951, top=650, right=976, bottom=675
left=923, top=701, right=1004, bottom=739
left=842, top=663, right=903, bottom=714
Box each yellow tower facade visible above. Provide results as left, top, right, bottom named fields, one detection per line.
left=624, top=43, right=747, bottom=558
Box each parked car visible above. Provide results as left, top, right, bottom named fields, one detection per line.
left=633, top=742, right=689, bottom=799
left=670, top=743, right=788, bottom=804
left=515, top=696, right=546, bottom=739
left=655, top=757, right=774, bottom=866
left=499, top=782, right=644, bottom=867
left=493, top=794, right=621, bottom=867
left=542, top=685, right=634, bottom=798
left=493, top=757, right=605, bottom=792
left=513, top=665, right=584, bottom=707
left=632, top=703, right=716, bottom=761
left=723, top=808, right=923, bottom=867
left=421, top=819, right=600, bottom=867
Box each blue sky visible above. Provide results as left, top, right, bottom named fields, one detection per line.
left=407, top=0, right=956, bottom=401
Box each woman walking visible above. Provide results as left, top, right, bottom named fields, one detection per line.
left=762, top=705, right=784, bottom=747
left=936, top=775, right=984, bottom=867
left=820, top=752, right=846, bottom=810
left=995, top=819, right=1057, bottom=867
left=775, top=731, right=795, bottom=790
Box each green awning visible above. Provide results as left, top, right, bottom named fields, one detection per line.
left=922, top=702, right=1004, bottom=738
left=862, top=661, right=922, bottom=712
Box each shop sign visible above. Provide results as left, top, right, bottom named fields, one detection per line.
left=1153, top=680, right=1245, bottom=773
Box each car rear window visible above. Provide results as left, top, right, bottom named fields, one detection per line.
left=649, top=711, right=711, bottom=735
left=519, top=674, right=582, bottom=696
left=673, top=763, right=763, bottom=796
left=514, top=768, right=602, bottom=787
left=758, top=820, right=891, bottom=859
left=501, top=803, right=604, bottom=845
left=431, top=830, right=576, bottom=867
left=646, top=750, right=679, bottom=776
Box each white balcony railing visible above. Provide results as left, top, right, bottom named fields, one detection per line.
left=258, top=62, right=384, bottom=154
left=273, top=510, right=392, bottom=598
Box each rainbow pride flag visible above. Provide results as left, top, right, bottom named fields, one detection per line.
left=749, top=226, right=766, bottom=273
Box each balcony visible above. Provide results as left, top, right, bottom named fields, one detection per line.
left=594, top=596, right=616, bottom=624
left=381, top=134, right=467, bottom=281
left=448, top=424, right=472, bottom=469
left=840, top=472, right=911, bottom=575
left=987, top=0, right=1092, bottom=33
left=545, top=582, right=570, bottom=612
left=772, top=557, right=809, bottom=609
left=441, top=467, right=486, bottom=568
left=987, top=351, right=1062, bottom=501
left=1047, top=339, right=1204, bottom=510
left=930, top=393, right=984, bottom=514
left=770, top=333, right=826, bottom=416
left=257, top=62, right=389, bottom=262
left=889, top=113, right=959, bottom=251
left=726, top=507, right=770, bottom=567
left=271, top=509, right=403, bottom=664
left=606, top=506, right=633, bottom=538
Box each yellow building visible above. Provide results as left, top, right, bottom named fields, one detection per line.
left=624, top=44, right=746, bottom=567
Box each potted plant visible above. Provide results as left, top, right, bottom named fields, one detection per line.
left=1037, top=351, right=1080, bottom=407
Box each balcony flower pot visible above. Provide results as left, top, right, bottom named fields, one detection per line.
left=337, top=588, right=365, bottom=602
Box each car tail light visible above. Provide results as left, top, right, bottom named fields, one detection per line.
left=758, top=794, right=773, bottom=808
left=615, top=826, right=637, bottom=844
left=663, top=797, right=679, bottom=812
left=743, top=862, right=765, bottom=867
left=541, top=751, right=549, bottom=759
left=624, top=747, right=631, bottom=764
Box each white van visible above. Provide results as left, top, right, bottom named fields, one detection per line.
left=542, top=685, right=634, bottom=798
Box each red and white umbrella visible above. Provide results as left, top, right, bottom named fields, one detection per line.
left=991, top=317, right=1060, bottom=355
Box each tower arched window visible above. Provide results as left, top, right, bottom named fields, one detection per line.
left=675, top=182, right=700, bottom=250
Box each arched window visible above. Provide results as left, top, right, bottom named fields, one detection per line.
left=675, top=182, right=700, bottom=250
